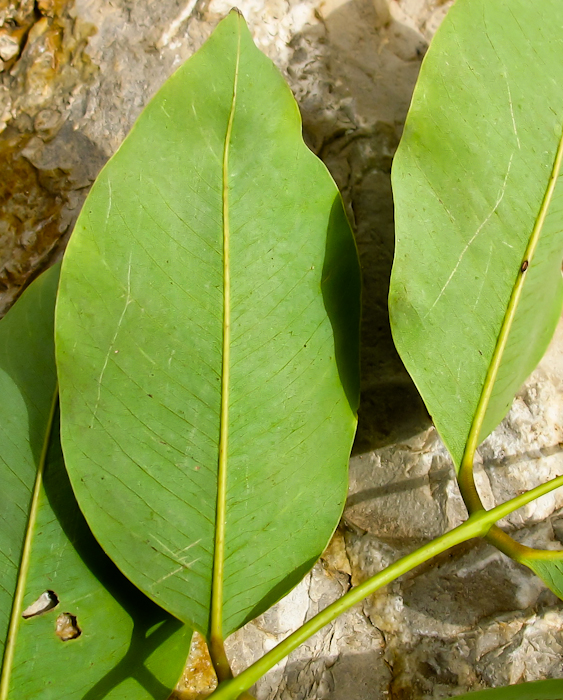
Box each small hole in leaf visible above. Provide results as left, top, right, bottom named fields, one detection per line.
left=55, top=613, right=81, bottom=641
left=22, top=590, right=59, bottom=618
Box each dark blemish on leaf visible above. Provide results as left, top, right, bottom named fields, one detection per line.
left=521, top=260, right=529, bottom=272
left=148, top=394, right=153, bottom=398
left=55, top=613, right=81, bottom=641
left=22, top=590, right=59, bottom=618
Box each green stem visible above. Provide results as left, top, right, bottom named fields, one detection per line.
left=459, top=459, right=563, bottom=561
left=459, top=458, right=563, bottom=561
left=208, top=474, right=563, bottom=700
left=208, top=635, right=234, bottom=683
left=207, top=636, right=256, bottom=698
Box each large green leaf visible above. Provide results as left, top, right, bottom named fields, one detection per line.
left=390, top=0, right=563, bottom=468
left=389, top=0, right=563, bottom=595
left=454, top=679, right=563, bottom=700
left=0, top=266, right=191, bottom=699
left=55, top=7, right=360, bottom=649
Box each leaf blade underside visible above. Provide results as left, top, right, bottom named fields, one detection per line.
left=0, top=266, right=190, bottom=700
left=389, top=0, right=563, bottom=595
left=390, top=0, right=563, bottom=467
left=56, top=10, right=360, bottom=639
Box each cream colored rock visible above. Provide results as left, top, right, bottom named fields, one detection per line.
left=0, top=31, right=19, bottom=61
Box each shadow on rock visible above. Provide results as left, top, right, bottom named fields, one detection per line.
left=294, top=0, right=431, bottom=453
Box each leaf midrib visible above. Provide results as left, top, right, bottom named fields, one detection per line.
left=458, top=124, right=563, bottom=510
left=210, top=14, right=241, bottom=655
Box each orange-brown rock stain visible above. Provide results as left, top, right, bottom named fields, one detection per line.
left=0, top=0, right=97, bottom=314
left=0, top=134, right=63, bottom=306
left=170, top=631, right=218, bottom=700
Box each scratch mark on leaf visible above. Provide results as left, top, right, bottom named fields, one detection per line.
left=177, top=540, right=202, bottom=555
left=455, top=361, right=463, bottom=398
left=138, top=347, right=156, bottom=365
left=105, top=179, right=112, bottom=228
left=90, top=252, right=133, bottom=427
left=151, top=558, right=201, bottom=588
left=152, top=535, right=201, bottom=563
left=505, top=78, right=521, bottom=150
left=472, top=242, right=493, bottom=311
left=149, top=536, right=202, bottom=587
left=426, top=154, right=513, bottom=317
left=152, top=566, right=184, bottom=587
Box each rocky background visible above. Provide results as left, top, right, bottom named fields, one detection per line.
left=2, top=0, right=563, bottom=698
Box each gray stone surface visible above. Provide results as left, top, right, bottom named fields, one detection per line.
left=2, top=0, right=562, bottom=698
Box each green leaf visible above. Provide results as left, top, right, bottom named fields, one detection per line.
left=454, top=679, right=563, bottom=700
left=55, top=6, right=360, bottom=649
left=522, top=557, right=563, bottom=599
left=389, top=0, right=563, bottom=597
left=389, top=0, right=563, bottom=468
left=0, top=266, right=191, bottom=699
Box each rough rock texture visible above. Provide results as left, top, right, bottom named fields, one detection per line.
left=2, top=0, right=563, bottom=698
